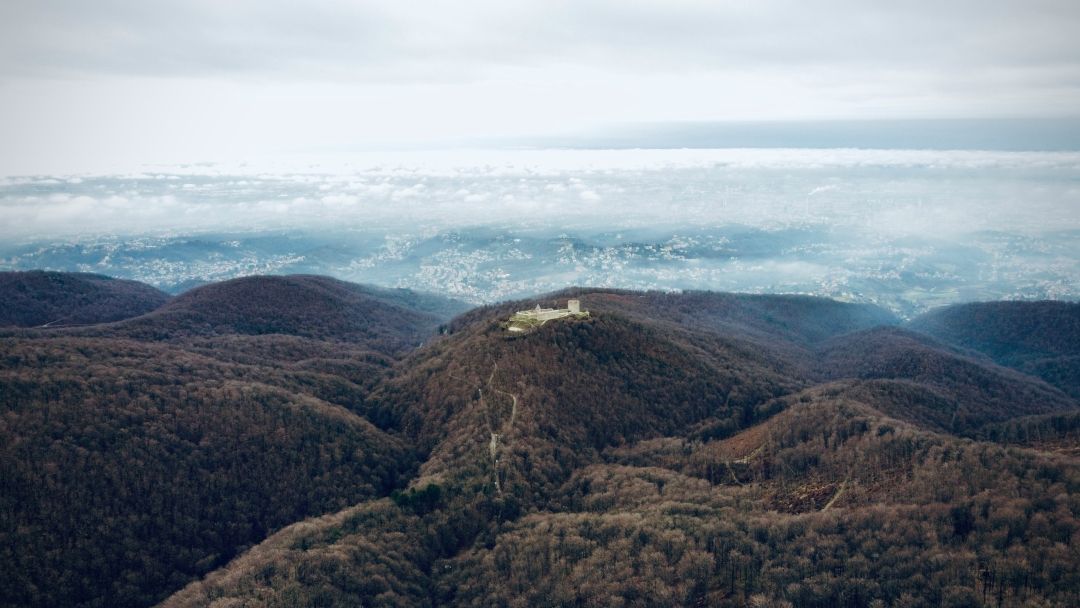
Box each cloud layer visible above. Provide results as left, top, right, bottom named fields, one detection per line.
left=2, top=148, right=1078, bottom=241
left=3, top=1, right=1079, bottom=83
left=1, top=2, right=1079, bottom=173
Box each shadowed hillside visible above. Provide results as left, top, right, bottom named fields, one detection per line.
left=371, top=309, right=798, bottom=510
left=816, top=327, right=1077, bottom=434
left=165, top=290, right=1079, bottom=608
left=441, top=289, right=897, bottom=389
left=88, top=275, right=467, bottom=355
left=569, top=289, right=898, bottom=347
left=0, top=275, right=466, bottom=608
left=910, top=301, right=1080, bottom=398
left=3, top=279, right=1080, bottom=608
left=0, top=270, right=170, bottom=327
left=165, top=382, right=1080, bottom=608
left=0, top=336, right=416, bottom=608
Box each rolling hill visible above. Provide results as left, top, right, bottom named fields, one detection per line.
left=816, top=326, right=1077, bottom=434
left=165, top=290, right=1080, bottom=608
left=910, top=301, right=1080, bottom=398
left=0, top=335, right=417, bottom=608
left=0, top=275, right=467, bottom=608
left=166, top=375, right=1080, bottom=608
left=90, top=274, right=469, bottom=354
left=2, top=277, right=1078, bottom=608
left=0, top=270, right=170, bottom=327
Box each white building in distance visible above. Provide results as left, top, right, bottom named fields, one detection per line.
left=508, top=299, right=586, bottom=331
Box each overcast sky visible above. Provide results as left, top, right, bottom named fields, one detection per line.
left=2, top=0, right=1079, bottom=174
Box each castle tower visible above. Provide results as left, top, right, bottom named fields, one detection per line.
left=567, top=299, right=580, bottom=313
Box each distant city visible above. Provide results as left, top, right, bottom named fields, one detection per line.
left=2, top=147, right=1078, bottom=318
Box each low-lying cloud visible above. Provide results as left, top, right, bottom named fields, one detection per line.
left=2, top=148, right=1078, bottom=242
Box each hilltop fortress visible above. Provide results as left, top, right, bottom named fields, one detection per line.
left=507, top=299, right=588, bottom=332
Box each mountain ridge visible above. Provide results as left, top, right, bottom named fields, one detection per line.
left=910, top=300, right=1080, bottom=398
left=0, top=270, right=171, bottom=327
left=1, top=274, right=1078, bottom=607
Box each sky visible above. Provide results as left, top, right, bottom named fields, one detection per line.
left=2, top=0, right=1080, bottom=174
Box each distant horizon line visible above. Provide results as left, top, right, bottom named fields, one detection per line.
left=4, top=118, right=1079, bottom=176
left=493, top=117, right=1080, bottom=153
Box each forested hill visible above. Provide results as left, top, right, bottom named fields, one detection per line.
left=2, top=279, right=1079, bottom=607
left=910, top=301, right=1080, bottom=360
left=447, top=288, right=897, bottom=347
left=0, top=274, right=471, bottom=357
left=0, top=274, right=465, bottom=608
left=166, top=291, right=1078, bottom=607
left=816, top=326, right=1077, bottom=434
left=0, top=270, right=170, bottom=327
left=82, top=274, right=470, bottom=354
left=909, top=300, right=1080, bottom=398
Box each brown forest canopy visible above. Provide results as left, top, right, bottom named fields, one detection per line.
left=1, top=274, right=1078, bottom=607
left=0, top=270, right=170, bottom=327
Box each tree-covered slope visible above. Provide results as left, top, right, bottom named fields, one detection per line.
left=0, top=275, right=464, bottom=607
left=371, top=309, right=798, bottom=509
left=910, top=301, right=1080, bottom=398
left=816, top=327, right=1077, bottom=434
left=0, top=270, right=170, bottom=327
left=0, top=336, right=415, bottom=608
left=93, top=275, right=463, bottom=354
left=5, top=281, right=1080, bottom=608
left=165, top=382, right=1080, bottom=608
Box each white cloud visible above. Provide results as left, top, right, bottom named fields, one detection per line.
left=0, top=2, right=1078, bottom=173
left=808, top=185, right=840, bottom=196
left=3, top=1, right=1078, bottom=83
left=1, top=148, right=1077, bottom=240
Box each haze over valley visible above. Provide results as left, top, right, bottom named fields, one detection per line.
left=3, top=1, right=1080, bottom=607
left=4, top=145, right=1078, bottom=317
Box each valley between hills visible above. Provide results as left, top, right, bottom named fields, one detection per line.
left=2, top=271, right=1079, bottom=607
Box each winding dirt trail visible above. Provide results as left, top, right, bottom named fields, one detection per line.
left=822, top=469, right=852, bottom=511
left=486, top=364, right=521, bottom=495
left=457, top=362, right=521, bottom=496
